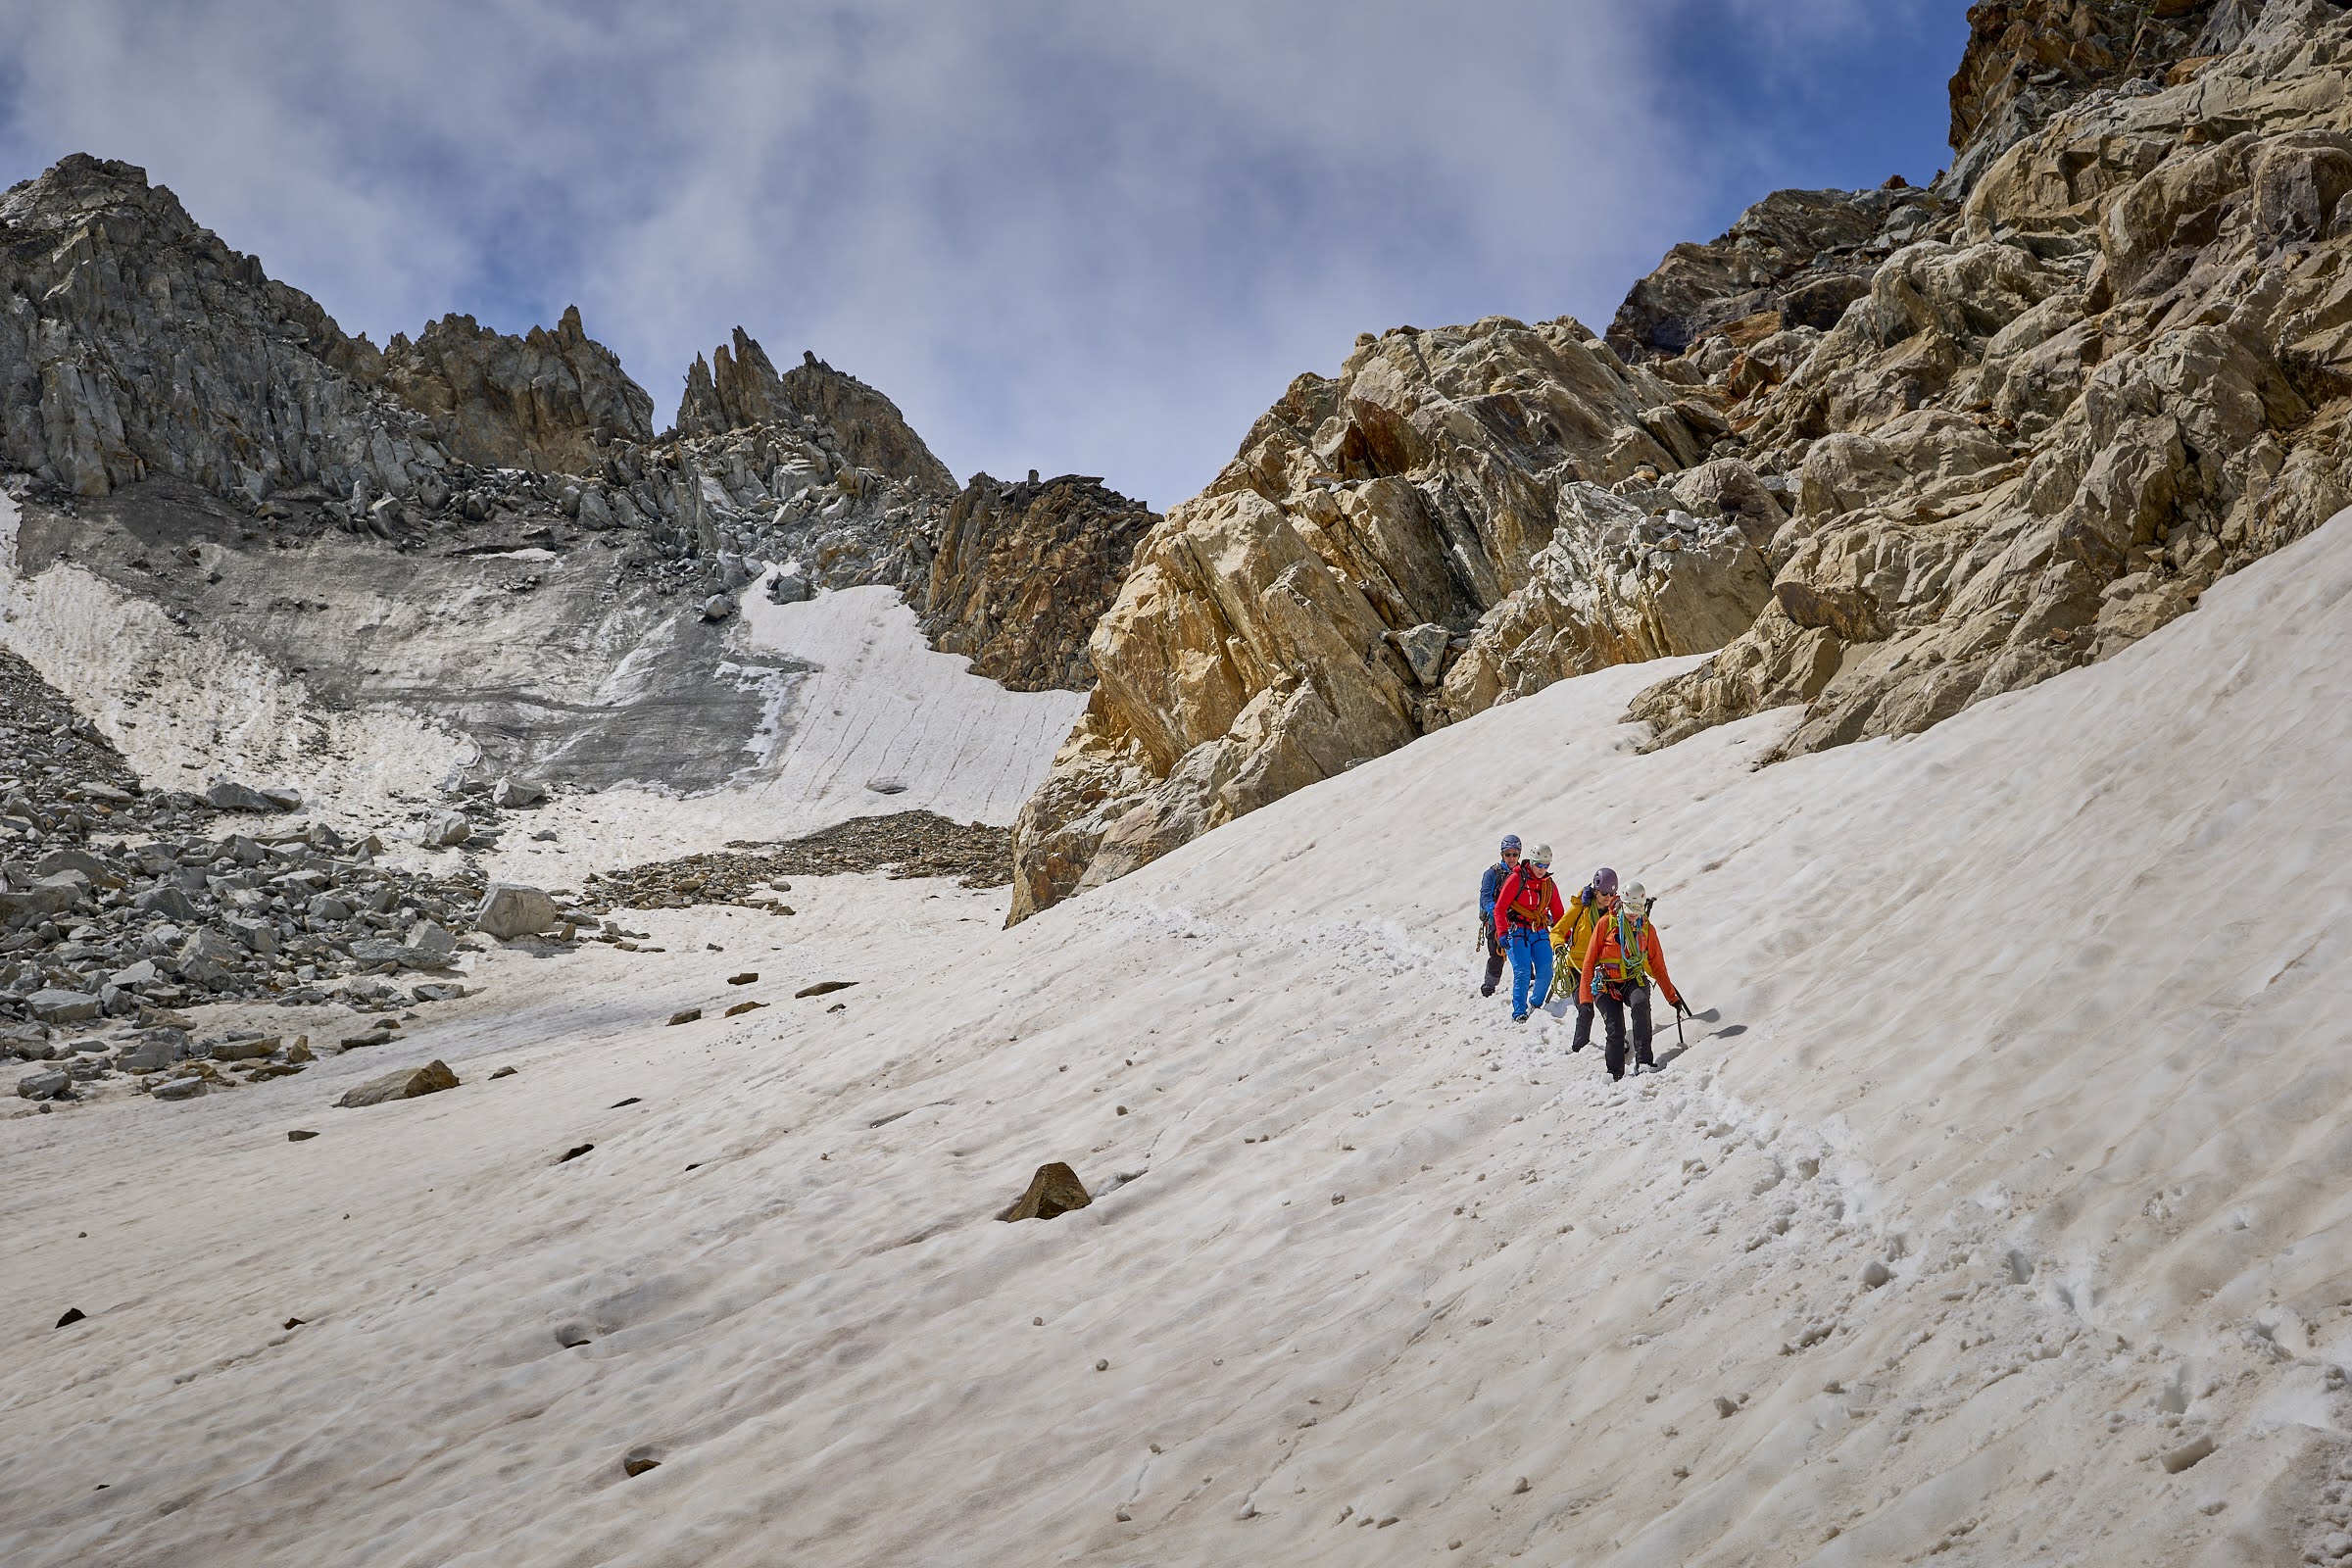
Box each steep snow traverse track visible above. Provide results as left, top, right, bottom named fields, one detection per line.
left=7, top=506, right=2351, bottom=1567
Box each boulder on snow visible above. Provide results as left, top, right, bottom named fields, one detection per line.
left=336, top=1058, right=460, bottom=1108
left=699, top=592, right=738, bottom=622
left=475, top=883, right=558, bottom=940
left=766, top=571, right=810, bottom=604
left=491, top=776, right=547, bottom=808
left=424, top=811, right=472, bottom=848
left=16, top=1067, right=71, bottom=1100
left=997, top=1161, right=1092, bottom=1222
left=115, top=1033, right=177, bottom=1074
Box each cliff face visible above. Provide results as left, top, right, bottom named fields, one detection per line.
left=0, top=155, right=441, bottom=502
left=921, top=473, right=1156, bottom=692
left=378, top=307, right=654, bottom=474
left=1632, top=0, right=2352, bottom=758
left=1005, top=317, right=1776, bottom=922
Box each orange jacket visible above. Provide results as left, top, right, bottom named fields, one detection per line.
left=1579, top=911, right=1680, bottom=1007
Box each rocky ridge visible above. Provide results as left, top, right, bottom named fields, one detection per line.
left=1009, top=0, right=2352, bottom=916
left=921, top=472, right=1156, bottom=691
left=377, top=306, right=654, bottom=474
left=0, top=155, right=1144, bottom=727
left=1633, top=0, right=2352, bottom=756
left=1005, top=316, right=1775, bottom=920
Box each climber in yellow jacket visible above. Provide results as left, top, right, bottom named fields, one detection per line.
left=1551, top=866, right=1616, bottom=1054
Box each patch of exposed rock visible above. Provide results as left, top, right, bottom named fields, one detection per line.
left=1007, top=316, right=1774, bottom=921
left=1632, top=0, right=2352, bottom=758
left=577, top=810, right=1010, bottom=914
left=1605, top=184, right=1949, bottom=364
left=922, top=473, right=1156, bottom=691
left=1945, top=1, right=2244, bottom=192
left=378, top=306, right=654, bottom=473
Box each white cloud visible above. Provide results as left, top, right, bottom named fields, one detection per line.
left=0, top=0, right=1952, bottom=508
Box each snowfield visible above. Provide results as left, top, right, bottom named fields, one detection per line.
left=7, top=511, right=2352, bottom=1566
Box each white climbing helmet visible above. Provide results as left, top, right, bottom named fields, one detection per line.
left=1621, top=881, right=1649, bottom=914
left=1531, top=843, right=1553, bottom=868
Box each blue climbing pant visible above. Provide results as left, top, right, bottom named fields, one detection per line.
left=1507, top=925, right=1553, bottom=1018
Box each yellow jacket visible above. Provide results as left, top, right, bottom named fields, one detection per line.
left=1552, top=892, right=1601, bottom=969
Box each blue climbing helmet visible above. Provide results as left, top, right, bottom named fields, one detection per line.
left=1499, top=834, right=1522, bottom=856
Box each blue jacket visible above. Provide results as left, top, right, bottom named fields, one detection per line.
left=1478, top=860, right=1510, bottom=922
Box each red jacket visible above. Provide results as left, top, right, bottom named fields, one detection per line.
left=1579, top=911, right=1680, bottom=1007
left=1493, top=866, right=1564, bottom=945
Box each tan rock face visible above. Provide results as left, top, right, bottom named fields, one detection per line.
left=1634, top=1, right=2352, bottom=760
left=1007, top=317, right=1772, bottom=921
left=378, top=307, right=653, bottom=474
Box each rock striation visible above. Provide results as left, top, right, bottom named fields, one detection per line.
left=1633, top=0, right=2352, bottom=758
left=1007, top=316, right=1774, bottom=920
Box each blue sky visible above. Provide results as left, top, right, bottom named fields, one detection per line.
left=0, top=1, right=1970, bottom=509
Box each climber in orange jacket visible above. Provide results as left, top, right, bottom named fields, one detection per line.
left=1578, top=880, right=1683, bottom=1079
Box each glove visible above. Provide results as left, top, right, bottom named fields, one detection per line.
left=1673, top=997, right=1692, bottom=1017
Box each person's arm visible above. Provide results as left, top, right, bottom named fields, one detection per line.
left=1644, top=926, right=1680, bottom=1008
left=1493, top=870, right=1518, bottom=946
left=1579, top=920, right=1605, bottom=1004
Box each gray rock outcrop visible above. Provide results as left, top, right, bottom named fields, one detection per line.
left=0, top=155, right=445, bottom=502
left=378, top=306, right=654, bottom=474
left=675, top=329, right=956, bottom=495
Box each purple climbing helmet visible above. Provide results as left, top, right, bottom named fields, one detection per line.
left=1499, top=834, right=1522, bottom=856
left=1591, top=867, right=1619, bottom=897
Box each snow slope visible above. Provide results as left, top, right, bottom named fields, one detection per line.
left=2, top=484, right=1081, bottom=870
left=8, top=511, right=2352, bottom=1566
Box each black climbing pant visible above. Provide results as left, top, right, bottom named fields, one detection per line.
left=1596, top=983, right=1654, bottom=1079
left=1481, top=927, right=1505, bottom=997
left=1568, top=970, right=1594, bottom=1053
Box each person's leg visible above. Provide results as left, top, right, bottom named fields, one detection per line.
left=1569, top=970, right=1592, bottom=1052
left=1481, top=931, right=1504, bottom=997
left=1508, top=930, right=1535, bottom=1019
left=1631, top=985, right=1655, bottom=1070
left=1598, top=994, right=1627, bottom=1078
left=1531, top=936, right=1555, bottom=1009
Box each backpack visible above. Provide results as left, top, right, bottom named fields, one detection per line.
left=1505, top=867, right=1554, bottom=927
left=1615, top=910, right=1649, bottom=985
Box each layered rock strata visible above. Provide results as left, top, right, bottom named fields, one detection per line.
left=1006, top=317, right=1774, bottom=921
left=1633, top=0, right=2352, bottom=757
